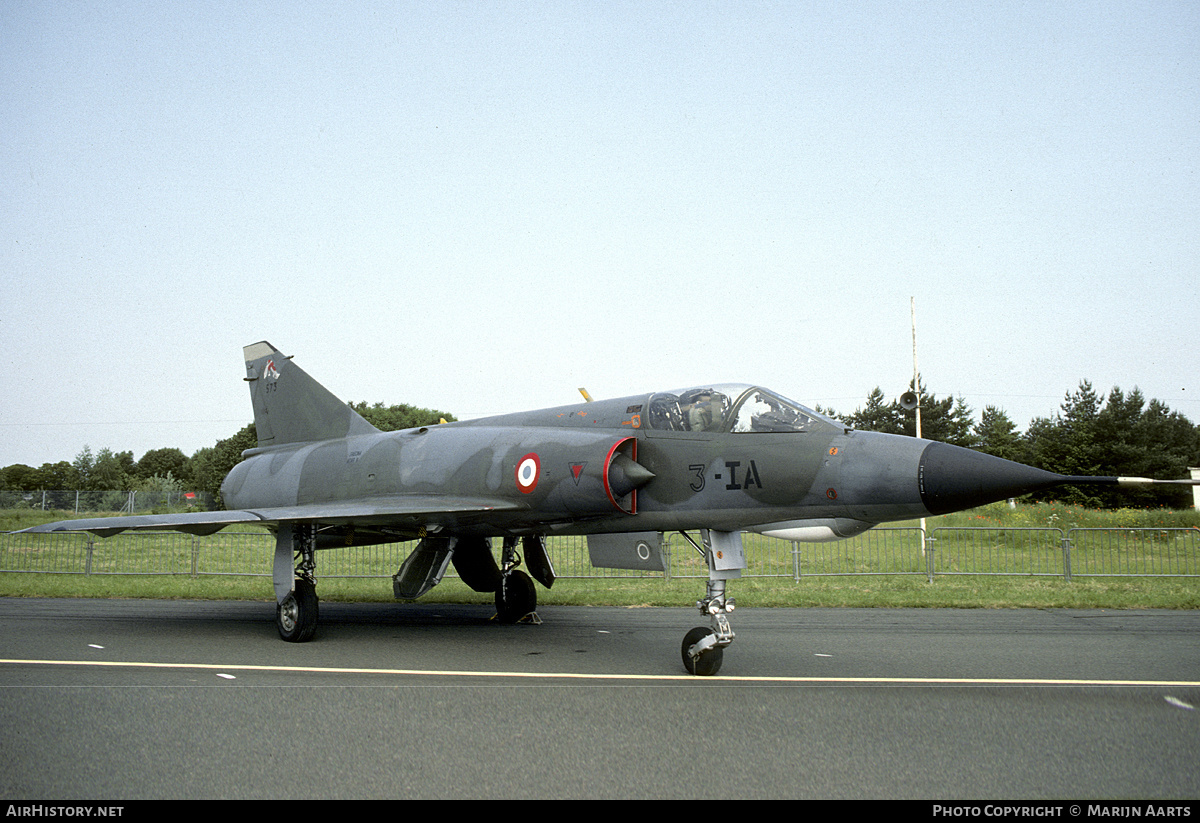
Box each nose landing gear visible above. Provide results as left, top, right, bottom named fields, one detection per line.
left=678, top=530, right=744, bottom=676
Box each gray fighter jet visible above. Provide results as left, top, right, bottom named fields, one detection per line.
left=20, top=342, right=1197, bottom=675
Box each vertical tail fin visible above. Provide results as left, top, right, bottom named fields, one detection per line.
left=242, top=341, right=379, bottom=447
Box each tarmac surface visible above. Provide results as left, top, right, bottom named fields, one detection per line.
left=1, top=597, right=1198, bottom=799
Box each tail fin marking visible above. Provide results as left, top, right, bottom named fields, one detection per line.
left=242, top=341, right=379, bottom=448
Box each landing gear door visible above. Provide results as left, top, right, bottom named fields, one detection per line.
left=587, top=531, right=666, bottom=572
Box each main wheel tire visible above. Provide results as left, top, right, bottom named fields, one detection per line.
left=681, top=626, right=724, bottom=676
left=277, top=579, right=319, bottom=642
left=495, top=570, right=536, bottom=623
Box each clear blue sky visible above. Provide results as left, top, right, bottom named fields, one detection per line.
left=2, top=1, right=1197, bottom=469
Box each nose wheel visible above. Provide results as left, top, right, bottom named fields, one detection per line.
left=681, top=625, right=724, bottom=676
left=682, top=579, right=735, bottom=676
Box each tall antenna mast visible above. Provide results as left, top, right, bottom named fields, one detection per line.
left=912, top=297, right=927, bottom=552
left=911, top=297, right=922, bottom=440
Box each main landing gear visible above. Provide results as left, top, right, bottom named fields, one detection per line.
left=495, top=536, right=544, bottom=623
left=277, top=578, right=318, bottom=642
left=678, top=530, right=744, bottom=676
left=269, top=526, right=558, bottom=641
left=274, top=523, right=319, bottom=642
left=428, top=533, right=551, bottom=623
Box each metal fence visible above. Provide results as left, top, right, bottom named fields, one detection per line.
left=0, top=490, right=218, bottom=514
left=928, top=527, right=1200, bottom=580
left=1, top=527, right=1197, bottom=581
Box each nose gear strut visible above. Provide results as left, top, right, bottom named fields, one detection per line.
left=679, top=530, right=744, bottom=676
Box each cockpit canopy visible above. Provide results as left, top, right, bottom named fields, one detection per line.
left=645, top=384, right=842, bottom=434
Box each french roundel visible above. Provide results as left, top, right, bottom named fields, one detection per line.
left=515, top=453, right=540, bottom=494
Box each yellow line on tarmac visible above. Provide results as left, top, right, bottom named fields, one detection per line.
left=3, top=658, right=1199, bottom=687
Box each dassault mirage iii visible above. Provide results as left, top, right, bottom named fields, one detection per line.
left=21, top=342, right=1199, bottom=674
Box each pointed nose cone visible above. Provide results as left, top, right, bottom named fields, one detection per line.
left=918, top=441, right=1066, bottom=516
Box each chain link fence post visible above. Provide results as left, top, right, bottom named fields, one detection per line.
left=924, top=526, right=935, bottom=583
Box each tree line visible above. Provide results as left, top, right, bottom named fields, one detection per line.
left=0, top=402, right=455, bottom=504
left=819, top=379, right=1199, bottom=509
left=3, top=386, right=1197, bottom=510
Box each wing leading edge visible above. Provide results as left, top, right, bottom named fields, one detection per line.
left=13, top=496, right=524, bottom=538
